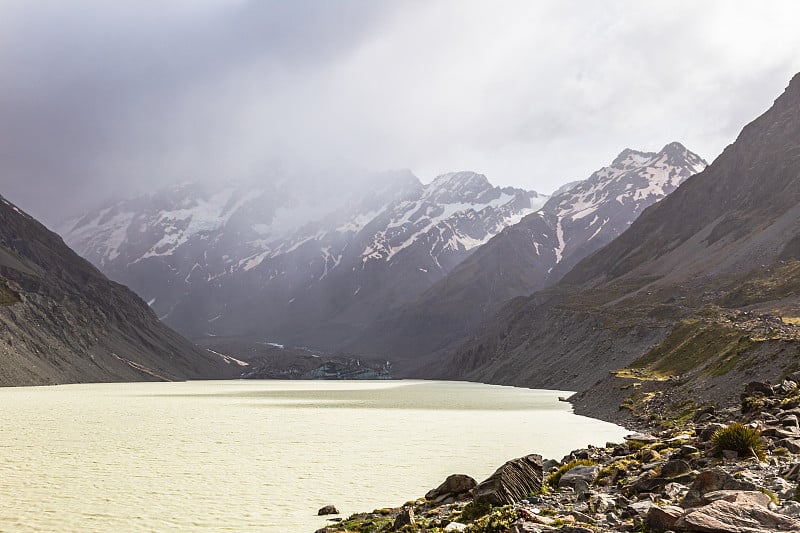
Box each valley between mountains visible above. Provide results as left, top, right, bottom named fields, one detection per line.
left=2, top=74, right=800, bottom=435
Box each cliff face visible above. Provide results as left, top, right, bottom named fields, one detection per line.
left=0, top=195, right=234, bottom=386
left=426, top=74, right=800, bottom=414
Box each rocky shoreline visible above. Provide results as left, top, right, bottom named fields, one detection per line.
left=315, top=375, right=800, bottom=532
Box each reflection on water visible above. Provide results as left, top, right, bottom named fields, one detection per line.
left=0, top=380, right=628, bottom=532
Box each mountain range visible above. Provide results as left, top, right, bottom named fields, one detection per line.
left=346, top=143, right=707, bottom=360
left=62, top=170, right=548, bottom=348
left=62, top=145, right=705, bottom=363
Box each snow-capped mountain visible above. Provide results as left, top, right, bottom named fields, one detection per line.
left=345, top=142, right=707, bottom=360
left=62, top=170, right=546, bottom=347
left=534, top=141, right=708, bottom=280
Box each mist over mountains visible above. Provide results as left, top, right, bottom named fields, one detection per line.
left=62, top=169, right=547, bottom=349
left=59, top=142, right=705, bottom=370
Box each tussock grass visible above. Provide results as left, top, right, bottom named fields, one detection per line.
left=711, top=423, right=765, bottom=461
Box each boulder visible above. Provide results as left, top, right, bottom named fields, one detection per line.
left=703, top=490, right=772, bottom=508
left=638, top=448, right=662, bottom=462
left=781, top=414, right=800, bottom=428
left=676, top=500, right=800, bottom=532
left=722, top=449, right=739, bottom=460
left=661, top=459, right=691, bottom=478
left=393, top=508, right=415, bottom=530
left=558, top=465, right=600, bottom=490
left=628, top=500, right=656, bottom=517
left=624, top=432, right=659, bottom=444
left=780, top=501, right=800, bottom=517
left=682, top=468, right=757, bottom=508
left=763, top=426, right=800, bottom=439
left=678, top=444, right=700, bottom=457
left=474, top=454, right=543, bottom=506
left=778, top=439, right=800, bottom=454
left=782, top=463, right=800, bottom=481
left=444, top=522, right=467, bottom=532
left=645, top=504, right=683, bottom=532
left=774, top=478, right=796, bottom=500
left=632, top=474, right=670, bottom=494
left=589, top=493, right=616, bottom=513
left=663, top=482, right=689, bottom=500
left=694, top=405, right=717, bottom=421
left=782, top=380, right=799, bottom=393
left=317, top=505, right=339, bottom=516
left=425, top=474, right=477, bottom=500
left=745, top=381, right=775, bottom=396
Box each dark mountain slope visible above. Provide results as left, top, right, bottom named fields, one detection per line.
left=0, top=195, right=233, bottom=386
left=429, top=73, right=800, bottom=421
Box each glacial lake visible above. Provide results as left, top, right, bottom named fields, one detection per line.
left=0, top=380, right=628, bottom=532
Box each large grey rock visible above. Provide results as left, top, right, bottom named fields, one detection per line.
left=780, top=439, right=800, bottom=454
left=393, top=508, right=415, bottom=530
left=703, top=490, right=772, bottom=508
left=645, top=504, right=683, bottom=532
left=661, top=459, right=691, bottom=479
left=317, top=504, right=339, bottom=515
left=474, top=454, right=543, bottom=506
left=782, top=463, right=800, bottom=481
left=676, top=500, right=800, bottom=532
left=780, top=501, right=800, bottom=518
left=682, top=468, right=757, bottom=508
left=558, top=465, right=600, bottom=489
left=745, top=381, right=775, bottom=397
left=624, top=432, right=659, bottom=444
left=425, top=474, right=477, bottom=500
left=628, top=500, right=656, bottom=517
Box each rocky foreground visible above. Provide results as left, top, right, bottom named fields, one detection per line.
left=315, top=375, right=800, bottom=532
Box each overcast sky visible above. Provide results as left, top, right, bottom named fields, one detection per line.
left=2, top=0, right=800, bottom=226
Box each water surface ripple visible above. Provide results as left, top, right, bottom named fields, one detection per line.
left=0, top=380, right=628, bottom=532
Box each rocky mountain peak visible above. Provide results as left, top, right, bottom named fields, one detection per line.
left=660, top=141, right=690, bottom=155
left=611, top=148, right=656, bottom=168
left=423, top=171, right=494, bottom=203
left=550, top=143, right=707, bottom=220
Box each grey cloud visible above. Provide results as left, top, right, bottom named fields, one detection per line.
left=1, top=0, right=799, bottom=226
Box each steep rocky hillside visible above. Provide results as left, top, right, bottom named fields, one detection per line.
left=430, top=73, right=800, bottom=419
left=0, top=195, right=234, bottom=386
left=347, top=144, right=705, bottom=359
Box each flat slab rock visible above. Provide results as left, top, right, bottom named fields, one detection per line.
left=474, top=454, right=543, bottom=506
left=676, top=500, right=800, bottom=532
left=682, top=468, right=758, bottom=508
left=558, top=465, right=600, bottom=489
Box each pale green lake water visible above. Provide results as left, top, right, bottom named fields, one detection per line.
left=0, top=380, right=628, bottom=532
